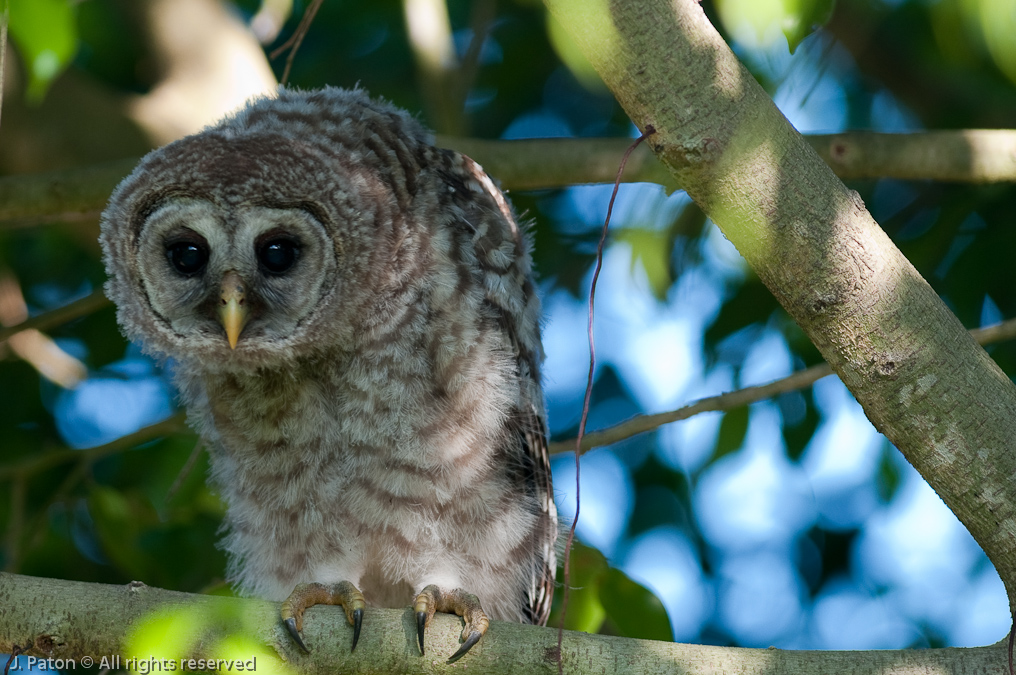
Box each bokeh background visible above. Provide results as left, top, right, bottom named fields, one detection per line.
left=2, top=0, right=1016, bottom=654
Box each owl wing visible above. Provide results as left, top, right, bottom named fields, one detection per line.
left=436, top=150, right=558, bottom=625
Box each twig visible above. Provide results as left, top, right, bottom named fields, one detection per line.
left=3, top=646, right=22, bottom=675
left=0, top=289, right=111, bottom=345
left=269, top=0, right=324, bottom=86
left=0, top=0, right=8, bottom=132
left=548, top=315, right=1016, bottom=455
left=558, top=126, right=654, bottom=674
left=23, top=459, right=91, bottom=557
left=0, top=412, right=187, bottom=480
left=454, top=0, right=497, bottom=115
left=3, top=476, right=24, bottom=572
left=167, top=438, right=205, bottom=501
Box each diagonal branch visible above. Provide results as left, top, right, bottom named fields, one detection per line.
left=0, top=289, right=111, bottom=345
left=550, top=315, right=1016, bottom=455
left=549, top=364, right=831, bottom=455
left=542, top=0, right=1016, bottom=606
left=0, top=412, right=186, bottom=481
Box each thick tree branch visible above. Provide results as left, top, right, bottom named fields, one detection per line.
left=0, top=159, right=137, bottom=229
left=0, top=572, right=1007, bottom=675
left=3, top=131, right=1016, bottom=228
left=541, top=0, right=1016, bottom=610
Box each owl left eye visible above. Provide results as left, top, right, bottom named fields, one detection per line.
left=166, top=241, right=209, bottom=276
left=258, top=238, right=299, bottom=275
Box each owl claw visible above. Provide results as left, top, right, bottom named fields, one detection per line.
left=416, top=610, right=427, bottom=655
left=413, top=585, right=488, bottom=661
left=447, top=630, right=483, bottom=663
left=283, top=617, right=310, bottom=654
left=281, top=581, right=366, bottom=655
left=351, top=607, right=363, bottom=651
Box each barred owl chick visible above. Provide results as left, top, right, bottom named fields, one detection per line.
left=99, top=87, right=556, bottom=661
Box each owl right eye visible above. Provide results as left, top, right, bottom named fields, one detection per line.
left=166, top=241, right=209, bottom=276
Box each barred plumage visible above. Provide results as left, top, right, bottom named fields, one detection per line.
left=100, top=87, right=557, bottom=656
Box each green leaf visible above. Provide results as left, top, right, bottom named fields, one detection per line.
left=551, top=542, right=609, bottom=633
left=704, top=278, right=775, bottom=349
left=545, top=9, right=608, bottom=92
left=615, top=227, right=673, bottom=301
left=780, top=388, right=819, bottom=462
left=714, top=0, right=835, bottom=52
left=598, top=568, right=672, bottom=642
left=8, top=0, right=78, bottom=103
left=875, top=440, right=902, bottom=503
left=126, top=602, right=294, bottom=675
left=711, top=405, right=750, bottom=462
left=782, top=0, right=835, bottom=52
left=88, top=486, right=156, bottom=579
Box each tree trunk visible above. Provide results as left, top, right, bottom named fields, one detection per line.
left=540, top=0, right=1016, bottom=615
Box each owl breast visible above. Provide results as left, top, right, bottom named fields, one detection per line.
left=101, top=87, right=555, bottom=627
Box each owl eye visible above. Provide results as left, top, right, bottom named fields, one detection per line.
left=166, top=241, right=209, bottom=276
left=258, top=238, right=299, bottom=275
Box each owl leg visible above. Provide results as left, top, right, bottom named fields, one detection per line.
left=413, top=585, right=490, bottom=662
left=280, top=581, right=366, bottom=653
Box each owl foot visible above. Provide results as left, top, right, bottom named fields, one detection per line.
left=413, top=585, right=489, bottom=662
left=280, top=581, right=366, bottom=653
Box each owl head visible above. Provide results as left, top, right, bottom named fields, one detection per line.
left=100, top=87, right=441, bottom=372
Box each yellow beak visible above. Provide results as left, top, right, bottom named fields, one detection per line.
left=218, top=271, right=249, bottom=349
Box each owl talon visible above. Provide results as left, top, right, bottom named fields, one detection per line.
left=413, top=585, right=488, bottom=661
left=281, top=581, right=366, bottom=654
left=283, top=617, right=310, bottom=653
left=416, top=610, right=427, bottom=655
left=447, top=630, right=483, bottom=663
left=351, top=607, right=363, bottom=651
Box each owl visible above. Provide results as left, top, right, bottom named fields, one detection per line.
left=99, top=87, right=557, bottom=661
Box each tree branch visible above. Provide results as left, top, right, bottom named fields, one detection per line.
left=541, top=0, right=1016, bottom=608
left=550, top=315, right=1016, bottom=455
left=812, top=130, right=1016, bottom=183
left=0, top=572, right=1007, bottom=675
left=0, top=413, right=186, bottom=481
left=550, top=364, right=831, bottom=455
left=0, top=159, right=138, bottom=229
left=0, top=289, right=111, bottom=345
left=4, top=131, right=1016, bottom=228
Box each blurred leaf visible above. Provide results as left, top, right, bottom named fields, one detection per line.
left=780, top=388, right=819, bottom=462
left=628, top=484, right=692, bottom=540
left=972, top=0, right=1016, bottom=86
left=711, top=406, right=749, bottom=462
left=126, top=602, right=294, bottom=675
left=88, top=486, right=156, bottom=580
left=616, top=227, right=673, bottom=301
left=7, top=0, right=78, bottom=103
left=781, top=0, right=835, bottom=52
left=704, top=277, right=775, bottom=350
left=714, top=0, right=833, bottom=51
left=545, top=10, right=607, bottom=92
left=598, top=568, right=672, bottom=642
left=876, top=440, right=902, bottom=504
left=549, top=542, right=608, bottom=633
